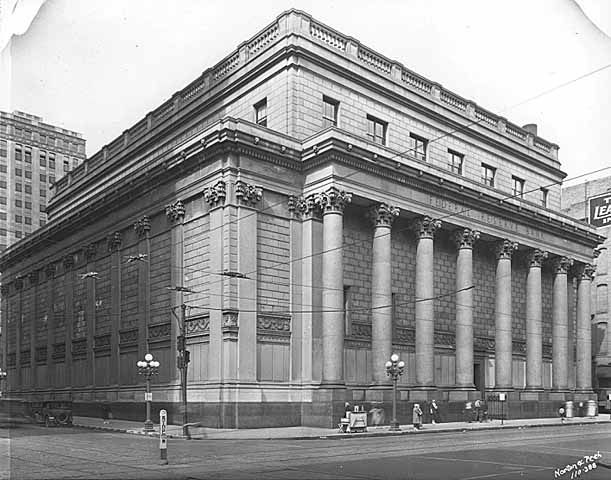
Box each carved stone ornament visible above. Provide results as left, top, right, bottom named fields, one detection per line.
left=575, top=263, right=596, bottom=281
left=453, top=228, right=480, bottom=250
left=412, top=216, right=442, bottom=239
left=148, top=322, right=171, bottom=339
left=107, top=232, right=122, bottom=252
left=0, top=284, right=9, bottom=295
left=14, top=277, right=24, bottom=290
left=52, top=343, right=66, bottom=360
left=526, top=249, right=548, bottom=268
left=288, top=194, right=317, bottom=218
left=63, top=254, right=75, bottom=270
left=133, top=215, right=151, bottom=238
left=45, top=263, right=56, bottom=278
left=83, top=243, right=97, bottom=262
left=395, top=326, right=415, bottom=344
left=552, top=256, right=573, bottom=275
left=314, top=186, right=352, bottom=214
left=494, top=239, right=518, bottom=260
left=235, top=180, right=263, bottom=206
left=165, top=200, right=186, bottom=221
left=185, top=314, right=210, bottom=336
left=369, top=203, right=400, bottom=227
left=593, top=247, right=603, bottom=259
left=28, top=270, right=40, bottom=286
left=349, top=322, right=372, bottom=338
left=257, top=314, right=291, bottom=333
left=222, top=309, right=239, bottom=328
left=202, top=181, right=226, bottom=207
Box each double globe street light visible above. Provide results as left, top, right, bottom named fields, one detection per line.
left=385, top=353, right=405, bottom=431
left=137, top=353, right=160, bottom=432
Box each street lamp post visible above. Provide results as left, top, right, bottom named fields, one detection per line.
left=0, top=368, right=7, bottom=398
left=385, top=353, right=405, bottom=431
left=137, top=353, right=160, bottom=432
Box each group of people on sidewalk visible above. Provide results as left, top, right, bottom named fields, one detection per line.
left=412, top=399, right=442, bottom=430
left=412, top=399, right=487, bottom=430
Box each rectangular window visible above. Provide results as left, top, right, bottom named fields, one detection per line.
left=24, top=201, right=31, bottom=210
left=448, top=149, right=464, bottom=175
left=512, top=176, right=525, bottom=198
left=39, top=204, right=46, bottom=212
left=15, top=199, right=22, bottom=208
left=49, top=175, right=55, bottom=184
left=40, top=173, right=46, bottom=182
left=15, top=183, right=22, bottom=192
left=366, top=115, right=387, bottom=145
left=49, top=153, right=56, bottom=169
left=540, top=188, right=548, bottom=208
left=15, top=231, right=22, bottom=239
left=0, top=139, right=6, bottom=157
left=0, top=165, right=6, bottom=173
left=24, top=184, right=32, bottom=194
left=24, top=170, right=32, bottom=179
left=39, top=219, right=46, bottom=227
left=15, top=144, right=22, bottom=161
left=15, top=215, right=22, bottom=223
left=410, top=133, right=428, bottom=161
left=0, top=180, right=5, bottom=188
left=15, top=167, right=22, bottom=176
left=322, top=96, right=339, bottom=128
left=72, top=159, right=79, bottom=169
left=0, top=228, right=5, bottom=236
left=15, top=127, right=22, bottom=137
left=481, top=163, right=496, bottom=187
left=0, top=196, right=6, bottom=205
left=39, top=151, right=46, bottom=167
left=39, top=134, right=47, bottom=144
left=63, top=160, right=70, bottom=172
left=0, top=212, right=6, bottom=220
left=24, top=217, right=31, bottom=225
left=48, top=136, right=55, bottom=147
left=254, top=99, right=267, bottom=127
left=40, top=189, right=47, bottom=198
left=24, top=147, right=32, bottom=163
left=24, top=130, right=31, bottom=140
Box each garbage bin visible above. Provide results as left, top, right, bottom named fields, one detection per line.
left=565, top=401, right=574, bottom=418
left=577, top=402, right=585, bottom=417
left=586, top=400, right=597, bottom=418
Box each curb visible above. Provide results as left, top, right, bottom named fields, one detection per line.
left=71, top=418, right=610, bottom=441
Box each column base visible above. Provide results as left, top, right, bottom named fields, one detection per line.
left=365, top=384, right=393, bottom=402
left=409, top=387, right=438, bottom=401
left=302, top=385, right=347, bottom=428
left=524, top=386, right=544, bottom=391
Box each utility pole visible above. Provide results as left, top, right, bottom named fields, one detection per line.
left=178, top=303, right=189, bottom=438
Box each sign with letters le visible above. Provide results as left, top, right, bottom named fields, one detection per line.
left=589, top=193, right=611, bottom=228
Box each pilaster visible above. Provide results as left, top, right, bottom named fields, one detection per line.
left=14, top=277, right=23, bottom=389
left=133, top=215, right=151, bottom=361
left=83, top=243, right=97, bottom=387
left=45, top=264, right=56, bottom=388
left=63, top=255, right=75, bottom=388
left=107, top=232, right=122, bottom=386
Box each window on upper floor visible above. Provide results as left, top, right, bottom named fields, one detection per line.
left=15, top=214, right=22, bottom=223
left=40, top=173, right=46, bottom=183
left=39, top=219, right=46, bottom=227
left=322, top=96, right=339, bottom=128
left=0, top=180, right=5, bottom=189
left=49, top=153, right=56, bottom=169
left=24, top=147, right=32, bottom=163
left=49, top=175, right=55, bottom=184
left=15, top=182, right=22, bottom=192
left=410, top=133, right=428, bottom=161
left=481, top=163, right=496, bottom=187
left=15, top=199, right=22, bottom=208
left=448, top=149, right=464, bottom=175
left=15, top=231, right=22, bottom=239
left=24, top=216, right=31, bottom=225
left=0, top=196, right=6, bottom=205
left=63, top=160, right=70, bottom=172
left=15, top=167, right=22, bottom=177
left=24, top=183, right=32, bottom=194
left=24, top=201, right=31, bottom=210
left=0, top=165, right=6, bottom=173
left=24, top=170, right=32, bottom=180
left=0, top=212, right=6, bottom=220
left=512, top=176, right=525, bottom=198
left=597, top=284, right=608, bottom=314
left=15, top=144, right=22, bottom=161
left=39, top=151, right=46, bottom=167
left=40, top=188, right=47, bottom=198
left=540, top=188, right=548, bottom=208
left=0, top=139, right=6, bottom=157
left=254, top=99, right=267, bottom=127
left=366, top=115, right=387, bottom=146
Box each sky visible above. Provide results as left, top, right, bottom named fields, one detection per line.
left=1, top=0, right=610, bottom=185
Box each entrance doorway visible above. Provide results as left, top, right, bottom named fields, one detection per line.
left=474, top=362, right=485, bottom=397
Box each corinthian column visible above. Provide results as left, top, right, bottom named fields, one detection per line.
left=315, top=187, right=352, bottom=385
left=494, top=239, right=518, bottom=390
left=576, top=263, right=595, bottom=392
left=453, top=228, right=479, bottom=388
left=525, top=249, right=547, bottom=390
left=413, top=216, right=441, bottom=388
left=370, top=203, right=399, bottom=384
left=552, top=256, right=572, bottom=391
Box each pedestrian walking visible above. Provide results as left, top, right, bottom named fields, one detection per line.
left=474, top=399, right=483, bottom=422
left=464, top=401, right=473, bottom=423
left=101, top=403, right=112, bottom=425
left=429, top=400, right=441, bottom=424
left=413, top=403, right=423, bottom=430
left=558, top=405, right=566, bottom=424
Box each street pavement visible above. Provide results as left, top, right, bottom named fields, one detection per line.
left=2, top=416, right=610, bottom=479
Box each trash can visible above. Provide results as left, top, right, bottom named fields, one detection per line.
left=565, top=400, right=574, bottom=418
left=586, top=400, right=597, bottom=418
left=577, top=402, right=585, bottom=417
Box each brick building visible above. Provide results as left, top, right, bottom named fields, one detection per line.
left=0, top=11, right=603, bottom=427
left=562, top=176, right=611, bottom=405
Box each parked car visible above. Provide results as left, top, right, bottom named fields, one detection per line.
left=31, top=401, right=73, bottom=427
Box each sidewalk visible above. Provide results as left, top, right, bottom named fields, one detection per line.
left=72, top=413, right=611, bottom=440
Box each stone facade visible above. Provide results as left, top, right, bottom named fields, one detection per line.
left=0, top=10, right=603, bottom=427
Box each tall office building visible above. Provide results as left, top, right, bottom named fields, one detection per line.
left=0, top=111, right=86, bottom=251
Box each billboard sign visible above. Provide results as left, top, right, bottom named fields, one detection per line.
left=589, top=193, right=611, bottom=228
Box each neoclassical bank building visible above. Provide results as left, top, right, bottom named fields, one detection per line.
left=1, top=10, right=604, bottom=427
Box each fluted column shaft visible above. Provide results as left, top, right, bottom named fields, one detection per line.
left=414, top=216, right=441, bottom=387
left=552, top=257, right=572, bottom=390
left=371, top=204, right=399, bottom=384
left=317, top=188, right=351, bottom=385
left=576, top=264, right=595, bottom=392
left=526, top=250, right=547, bottom=390
left=454, top=229, right=479, bottom=388
left=494, top=240, right=517, bottom=390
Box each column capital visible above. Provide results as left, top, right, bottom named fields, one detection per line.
left=83, top=243, right=97, bottom=262
left=288, top=194, right=320, bottom=219
left=412, top=215, right=441, bottom=239
left=552, top=256, right=573, bottom=274
left=235, top=180, right=263, bottom=206
left=14, top=277, right=24, bottom=290
left=107, top=232, right=122, bottom=253
left=133, top=215, right=151, bottom=238
left=453, top=228, right=480, bottom=249
left=203, top=181, right=227, bottom=207
left=45, top=263, right=57, bottom=278
left=369, top=203, right=400, bottom=227
left=28, top=270, right=40, bottom=286
left=63, top=254, right=75, bottom=270
left=494, top=239, right=518, bottom=260
left=314, top=186, right=352, bottom=214
left=165, top=200, right=186, bottom=221
left=574, top=263, right=596, bottom=281
left=526, top=249, right=548, bottom=268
